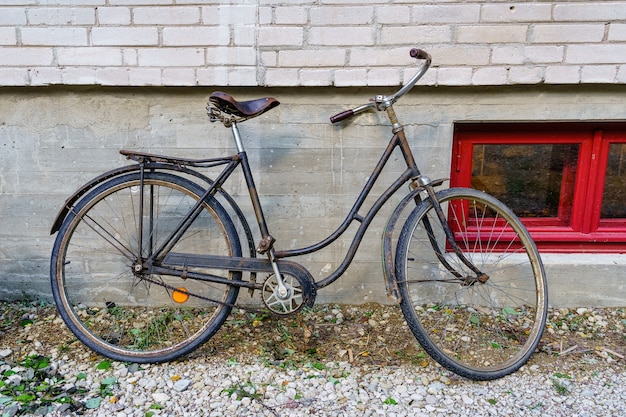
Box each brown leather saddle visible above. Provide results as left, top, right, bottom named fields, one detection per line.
left=209, top=91, right=280, bottom=119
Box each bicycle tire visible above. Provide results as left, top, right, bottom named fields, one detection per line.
left=395, top=187, right=547, bottom=380
left=50, top=171, right=242, bottom=363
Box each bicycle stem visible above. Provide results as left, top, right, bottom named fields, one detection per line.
left=385, top=105, right=403, bottom=134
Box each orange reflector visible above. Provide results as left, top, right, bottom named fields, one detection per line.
left=172, top=287, right=189, bottom=304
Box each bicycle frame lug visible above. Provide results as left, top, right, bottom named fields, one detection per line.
left=256, top=235, right=275, bottom=255
left=415, top=175, right=433, bottom=187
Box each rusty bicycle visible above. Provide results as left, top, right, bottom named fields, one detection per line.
left=50, top=49, right=547, bottom=381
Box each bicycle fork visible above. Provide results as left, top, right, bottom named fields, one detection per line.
left=419, top=180, right=489, bottom=284
left=388, top=105, right=484, bottom=282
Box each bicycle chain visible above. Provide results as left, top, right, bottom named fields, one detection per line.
left=137, top=273, right=281, bottom=317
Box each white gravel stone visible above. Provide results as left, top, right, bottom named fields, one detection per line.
left=3, top=333, right=626, bottom=416
left=151, top=392, right=169, bottom=403
left=173, top=378, right=192, bottom=392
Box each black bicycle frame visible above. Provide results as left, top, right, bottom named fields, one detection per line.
left=136, top=118, right=486, bottom=296
left=143, top=127, right=422, bottom=291
left=274, top=130, right=421, bottom=288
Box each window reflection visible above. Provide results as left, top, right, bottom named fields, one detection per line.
left=471, top=144, right=579, bottom=220
left=602, top=143, right=626, bottom=218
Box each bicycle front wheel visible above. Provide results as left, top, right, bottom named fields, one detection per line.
left=50, top=171, right=242, bottom=363
left=396, top=188, right=547, bottom=380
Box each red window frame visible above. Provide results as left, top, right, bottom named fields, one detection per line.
left=451, top=123, right=626, bottom=253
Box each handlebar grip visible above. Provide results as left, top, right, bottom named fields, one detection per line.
left=410, top=48, right=429, bottom=60
left=330, top=109, right=354, bottom=123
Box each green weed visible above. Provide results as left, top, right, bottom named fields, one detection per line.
left=383, top=397, right=398, bottom=405
left=552, top=373, right=571, bottom=395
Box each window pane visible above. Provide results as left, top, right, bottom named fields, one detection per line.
left=601, top=143, right=626, bottom=218
left=471, top=144, right=579, bottom=219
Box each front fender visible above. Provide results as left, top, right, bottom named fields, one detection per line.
left=382, top=188, right=424, bottom=304
left=382, top=179, right=448, bottom=304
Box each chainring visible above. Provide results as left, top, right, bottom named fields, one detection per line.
left=262, top=273, right=315, bottom=316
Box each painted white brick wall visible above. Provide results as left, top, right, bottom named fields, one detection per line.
left=1, top=1, right=626, bottom=86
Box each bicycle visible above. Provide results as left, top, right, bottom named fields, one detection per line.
left=50, top=49, right=547, bottom=381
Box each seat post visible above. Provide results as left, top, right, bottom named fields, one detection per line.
left=230, top=121, right=245, bottom=153
left=230, top=120, right=289, bottom=298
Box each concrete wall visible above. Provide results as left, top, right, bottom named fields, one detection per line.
left=1, top=84, right=625, bottom=307
left=1, top=1, right=625, bottom=306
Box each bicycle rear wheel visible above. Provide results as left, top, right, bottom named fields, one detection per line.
left=395, top=188, right=547, bottom=380
left=50, top=171, right=242, bottom=363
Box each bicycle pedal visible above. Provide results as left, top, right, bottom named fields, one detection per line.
left=247, top=272, right=258, bottom=297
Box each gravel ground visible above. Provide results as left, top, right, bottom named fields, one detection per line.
left=1, top=302, right=625, bottom=416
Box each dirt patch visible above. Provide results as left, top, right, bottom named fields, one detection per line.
left=1, top=302, right=625, bottom=378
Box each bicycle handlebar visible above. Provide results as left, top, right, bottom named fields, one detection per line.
left=410, top=48, right=430, bottom=60
left=329, top=103, right=376, bottom=124
left=330, top=48, right=432, bottom=124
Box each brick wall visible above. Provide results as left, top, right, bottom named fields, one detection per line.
left=1, top=1, right=626, bottom=87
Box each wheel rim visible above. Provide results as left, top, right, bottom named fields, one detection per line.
left=53, top=173, right=240, bottom=361
left=398, top=189, right=547, bottom=378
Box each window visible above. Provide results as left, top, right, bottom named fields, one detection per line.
left=451, top=123, right=626, bottom=253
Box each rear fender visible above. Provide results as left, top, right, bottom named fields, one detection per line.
left=50, top=164, right=140, bottom=235
left=50, top=163, right=257, bottom=264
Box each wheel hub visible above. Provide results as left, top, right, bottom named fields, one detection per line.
left=462, top=273, right=490, bottom=286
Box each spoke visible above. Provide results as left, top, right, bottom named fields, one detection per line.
left=397, top=189, right=546, bottom=379
left=75, top=210, right=136, bottom=262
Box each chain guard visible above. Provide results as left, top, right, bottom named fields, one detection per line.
left=149, top=256, right=317, bottom=317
